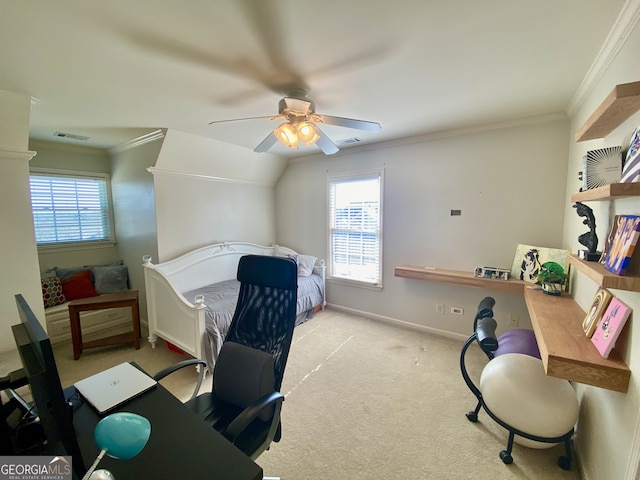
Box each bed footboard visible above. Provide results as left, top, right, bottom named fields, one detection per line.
left=144, top=258, right=206, bottom=361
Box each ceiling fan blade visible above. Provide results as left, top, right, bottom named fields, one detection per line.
left=209, top=115, right=278, bottom=125
left=254, top=131, right=279, bottom=153
left=316, top=114, right=382, bottom=132
left=314, top=127, right=339, bottom=155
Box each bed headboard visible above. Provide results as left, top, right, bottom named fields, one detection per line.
left=144, top=242, right=298, bottom=294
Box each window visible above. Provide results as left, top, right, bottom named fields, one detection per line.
left=328, top=170, right=383, bottom=286
left=29, top=170, right=114, bottom=247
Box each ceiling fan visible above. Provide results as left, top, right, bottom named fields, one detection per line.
left=209, top=89, right=382, bottom=155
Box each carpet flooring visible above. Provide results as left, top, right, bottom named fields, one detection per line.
left=52, top=308, right=582, bottom=479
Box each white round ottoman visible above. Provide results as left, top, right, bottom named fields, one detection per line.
left=480, top=353, right=579, bottom=451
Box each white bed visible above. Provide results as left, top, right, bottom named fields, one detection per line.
left=143, top=242, right=325, bottom=371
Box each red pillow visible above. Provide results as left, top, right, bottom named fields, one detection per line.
left=61, top=269, right=99, bottom=301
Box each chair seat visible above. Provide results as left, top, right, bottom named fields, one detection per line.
left=186, top=392, right=273, bottom=456
left=480, top=353, right=579, bottom=448
left=494, top=329, right=540, bottom=359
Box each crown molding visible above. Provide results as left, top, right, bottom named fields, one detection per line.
left=146, top=166, right=275, bottom=187
left=109, top=129, right=166, bottom=155
left=290, top=111, right=568, bottom=163
left=0, top=148, right=37, bottom=161
left=567, top=0, right=640, bottom=116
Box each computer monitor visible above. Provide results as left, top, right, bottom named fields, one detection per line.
left=12, top=294, right=86, bottom=478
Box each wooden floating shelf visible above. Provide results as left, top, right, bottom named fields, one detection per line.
left=571, top=182, right=640, bottom=202
left=568, top=254, right=640, bottom=292
left=524, top=288, right=630, bottom=393
left=394, top=265, right=525, bottom=294
left=575, top=81, right=640, bottom=142
left=395, top=263, right=631, bottom=391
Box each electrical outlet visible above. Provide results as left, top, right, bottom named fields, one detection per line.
left=509, top=314, right=519, bottom=327
left=450, top=306, right=464, bottom=315
left=436, top=304, right=445, bottom=314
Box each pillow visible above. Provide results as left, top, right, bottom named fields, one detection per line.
left=41, top=276, right=66, bottom=308
left=61, top=269, right=99, bottom=301
left=297, top=254, right=317, bottom=277
left=93, top=265, right=129, bottom=294
left=40, top=268, right=58, bottom=281
left=55, top=266, right=89, bottom=281
left=214, top=342, right=275, bottom=421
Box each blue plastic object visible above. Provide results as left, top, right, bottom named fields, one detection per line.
left=94, top=412, right=151, bottom=460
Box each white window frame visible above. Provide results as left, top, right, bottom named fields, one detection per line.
left=327, top=168, right=384, bottom=289
left=29, top=168, right=116, bottom=251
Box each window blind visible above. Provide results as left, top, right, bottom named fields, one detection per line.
left=29, top=173, right=113, bottom=246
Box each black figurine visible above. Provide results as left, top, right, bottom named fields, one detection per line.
left=573, top=202, right=600, bottom=261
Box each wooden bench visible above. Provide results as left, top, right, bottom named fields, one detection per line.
left=68, top=290, right=141, bottom=360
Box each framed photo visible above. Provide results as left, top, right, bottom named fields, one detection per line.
left=591, top=297, right=632, bottom=358
left=510, top=244, right=570, bottom=284
left=600, top=214, right=622, bottom=264
left=620, top=126, right=640, bottom=183
left=583, top=146, right=622, bottom=189
left=582, top=287, right=613, bottom=337
left=603, top=215, right=640, bottom=275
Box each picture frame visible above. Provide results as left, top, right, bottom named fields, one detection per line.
left=603, top=215, right=640, bottom=275
left=620, top=126, right=640, bottom=183
left=582, top=287, right=613, bottom=338
left=510, top=244, right=570, bottom=284
left=582, top=146, right=622, bottom=189
left=599, top=214, right=622, bottom=264
left=591, top=297, right=632, bottom=358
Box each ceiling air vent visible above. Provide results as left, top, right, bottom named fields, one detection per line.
left=54, top=132, right=89, bottom=141
left=339, top=137, right=361, bottom=145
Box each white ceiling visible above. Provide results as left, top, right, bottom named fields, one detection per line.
left=0, top=0, right=628, bottom=158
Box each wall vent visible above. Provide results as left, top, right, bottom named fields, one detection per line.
left=54, top=132, right=89, bottom=141
left=339, top=137, right=361, bottom=145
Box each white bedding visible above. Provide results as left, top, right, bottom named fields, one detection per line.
left=143, top=242, right=326, bottom=372
left=184, top=274, right=324, bottom=370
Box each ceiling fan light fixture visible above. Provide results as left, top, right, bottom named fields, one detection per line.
left=274, top=122, right=298, bottom=148
left=297, top=121, right=319, bottom=146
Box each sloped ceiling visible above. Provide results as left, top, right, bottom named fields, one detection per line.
left=0, top=0, right=629, bottom=158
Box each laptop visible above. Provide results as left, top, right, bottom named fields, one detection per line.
left=74, top=362, right=157, bottom=414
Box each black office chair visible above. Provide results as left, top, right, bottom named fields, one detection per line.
left=154, top=254, right=298, bottom=464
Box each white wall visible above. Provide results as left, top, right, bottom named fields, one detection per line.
left=151, top=129, right=287, bottom=261
left=0, top=90, right=30, bottom=150
left=0, top=91, right=41, bottom=351
left=110, top=137, right=163, bottom=321
left=276, top=117, right=569, bottom=338
left=562, top=16, right=640, bottom=480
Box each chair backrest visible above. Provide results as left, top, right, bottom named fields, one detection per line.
left=225, top=254, right=298, bottom=392
left=214, top=341, right=276, bottom=421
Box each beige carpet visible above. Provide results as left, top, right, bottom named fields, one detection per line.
left=52, top=309, right=582, bottom=480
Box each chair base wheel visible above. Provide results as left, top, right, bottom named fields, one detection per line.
left=500, top=450, right=513, bottom=464
left=557, top=456, right=571, bottom=470
left=466, top=412, right=478, bottom=423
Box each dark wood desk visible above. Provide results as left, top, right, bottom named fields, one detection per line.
left=71, top=376, right=263, bottom=480
left=68, top=291, right=141, bottom=360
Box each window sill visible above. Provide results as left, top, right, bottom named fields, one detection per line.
left=37, top=241, right=117, bottom=253
left=327, top=277, right=383, bottom=291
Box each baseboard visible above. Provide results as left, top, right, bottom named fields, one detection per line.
left=325, top=303, right=469, bottom=343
